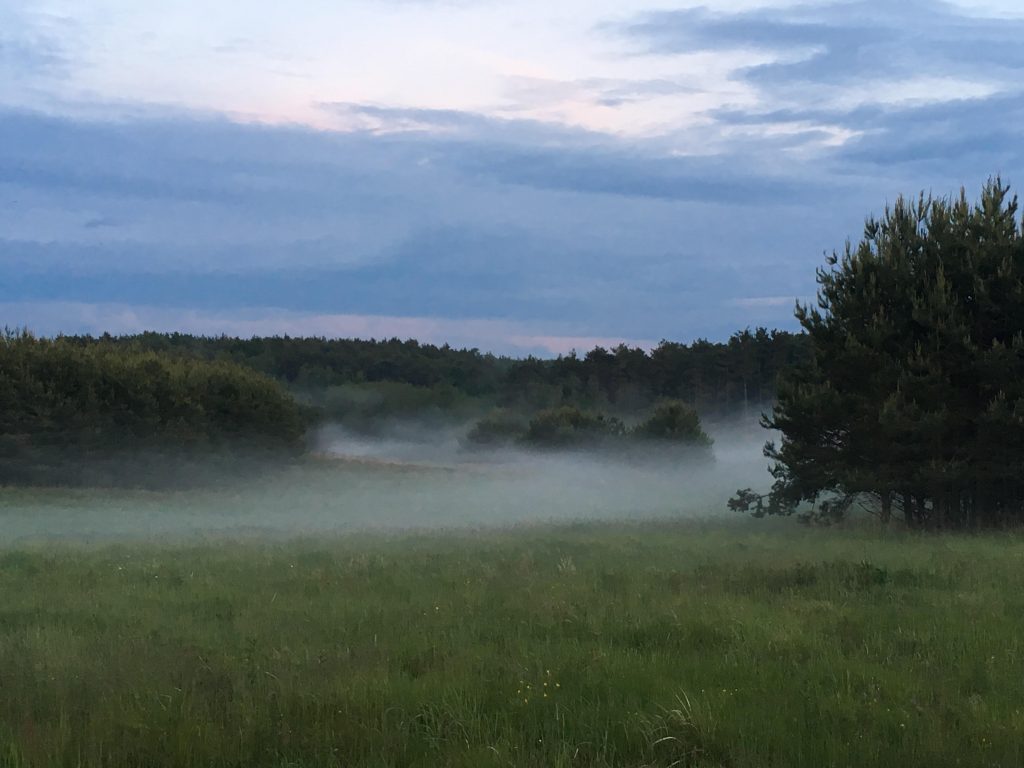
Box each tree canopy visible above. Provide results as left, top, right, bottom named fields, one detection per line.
left=81, top=329, right=807, bottom=420
left=731, top=179, right=1024, bottom=528
left=0, top=331, right=307, bottom=486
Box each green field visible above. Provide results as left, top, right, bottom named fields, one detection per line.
left=1, top=514, right=1022, bottom=767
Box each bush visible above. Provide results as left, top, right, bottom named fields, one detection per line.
left=465, top=411, right=527, bottom=446
left=632, top=401, right=712, bottom=447
left=0, top=331, right=308, bottom=486
left=522, top=406, right=625, bottom=448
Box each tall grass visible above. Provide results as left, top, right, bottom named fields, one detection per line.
left=0, top=522, right=1022, bottom=766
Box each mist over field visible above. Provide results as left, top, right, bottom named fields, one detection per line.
left=6, top=0, right=1024, bottom=763
left=0, top=419, right=769, bottom=543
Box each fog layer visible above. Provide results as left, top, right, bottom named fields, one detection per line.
left=0, top=420, right=770, bottom=542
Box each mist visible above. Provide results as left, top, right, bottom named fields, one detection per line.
left=0, top=419, right=772, bottom=543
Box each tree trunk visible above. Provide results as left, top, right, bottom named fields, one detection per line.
left=932, top=487, right=946, bottom=530
left=880, top=491, right=892, bottom=525
left=902, top=492, right=916, bottom=528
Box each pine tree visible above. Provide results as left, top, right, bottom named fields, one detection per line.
left=731, top=179, right=1024, bottom=528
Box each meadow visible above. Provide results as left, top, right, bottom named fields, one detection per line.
left=0, top=511, right=1021, bottom=767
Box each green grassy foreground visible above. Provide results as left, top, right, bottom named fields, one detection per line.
left=1, top=522, right=1022, bottom=767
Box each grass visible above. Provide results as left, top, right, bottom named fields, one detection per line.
left=0, top=520, right=1022, bottom=766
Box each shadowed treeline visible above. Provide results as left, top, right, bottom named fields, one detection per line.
left=0, top=330, right=307, bottom=487
left=0, top=326, right=798, bottom=487
left=62, top=328, right=809, bottom=424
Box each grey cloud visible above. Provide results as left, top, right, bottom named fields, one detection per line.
left=622, top=1, right=1024, bottom=86
left=0, top=107, right=831, bottom=339
left=0, top=7, right=81, bottom=87
left=448, top=143, right=817, bottom=203
left=316, top=102, right=828, bottom=204
left=0, top=34, right=67, bottom=78
left=5, top=0, right=1017, bottom=345
left=0, top=108, right=433, bottom=215
left=833, top=94, right=1024, bottom=171
left=612, top=0, right=1024, bottom=190
left=708, top=91, right=1024, bottom=175
left=3, top=99, right=981, bottom=342
left=82, top=216, right=122, bottom=229
left=318, top=101, right=601, bottom=149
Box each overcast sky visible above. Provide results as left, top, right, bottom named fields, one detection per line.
left=2, top=0, right=1022, bottom=353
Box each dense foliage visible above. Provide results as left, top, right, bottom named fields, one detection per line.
left=0, top=331, right=306, bottom=485
left=522, top=406, right=627, bottom=448
left=732, top=180, right=1024, bottom=528
left=505, top=329, right=807, bottom=417
left=633, top=401, right=713, bottom=446
left=465, top=401, right=713, bottom=454
left=0, top=327, right=798, bottom=483
left=79, top=328, right=808, bottom=420
left=464, top=410, right=527, bottom=446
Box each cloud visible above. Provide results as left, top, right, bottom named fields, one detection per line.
left=82, top=216, right=123, bottom=229
left=5, top=46, right=1013, bottom=348
left=0, top=4, right=77, bottom=79
left=0, top=102, right=932, bottom=344
left=318, top=101, right=596, bottom=146
left=0, top=9, right=79, bottom=119
left=502, top=75, right=703, bottom=111
left=449, top=142, right=822, bottom=203
left=0, top=32, right=68, bottom=80
left=322, top=102, right=491, bottom=135
left=2, top=0, right=1020, bottom=351
left=0, top=225, right=811, bottom=339
left=316, top=103, right=835, bottom=204
left=610, top=0, right=1024, bottom=191
left=709, top=91, right=1024, bottom=175
left=621, top=1, right=1024, bottom=90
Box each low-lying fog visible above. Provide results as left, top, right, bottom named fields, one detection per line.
left=0, top=420, right=772, bottom=542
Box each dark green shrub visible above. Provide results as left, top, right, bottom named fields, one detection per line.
left=632, top=401, right=712, bottom=447
left=522, top=406, right=625, bottom=448
left=0, top=330, right=307, bottom=486
left=465, top=411, right=526, bottom=446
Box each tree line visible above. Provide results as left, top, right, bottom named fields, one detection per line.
left=72, top=328, right=809, bottom=420
left=0, top=326, right=801, bottom=485
left=467, top=401, right=713, bottom=453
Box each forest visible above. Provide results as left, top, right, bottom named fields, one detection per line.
left=63, top=327, right=808, bottom=418
left=1, top=326, right=797, bottom=484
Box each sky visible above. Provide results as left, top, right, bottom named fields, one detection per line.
left=2, top=0, right=1023, bottom=354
